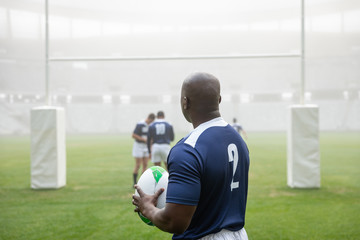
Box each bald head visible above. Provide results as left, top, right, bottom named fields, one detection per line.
left=181, top=72, right=221, bottom=127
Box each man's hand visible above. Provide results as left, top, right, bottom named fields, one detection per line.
left=132, top=185, right=196, bottom=234
left=132, top=185, right=164, bottom=219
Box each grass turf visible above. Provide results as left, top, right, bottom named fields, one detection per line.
left=0, top=132, right=359, bottom=239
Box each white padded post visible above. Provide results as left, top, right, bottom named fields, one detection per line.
left=287, top=105, right=320, bottom=188
left=31, top=106, right=66, bottom=189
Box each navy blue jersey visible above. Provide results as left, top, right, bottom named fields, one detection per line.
left=166, top=117, right=249, bottom=240
left=133, top=120, right=149, bottom=143
left=147, top=119, right=174, bottom=152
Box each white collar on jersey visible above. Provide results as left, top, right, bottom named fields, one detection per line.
left=184, top=117, right=228, bottom=148
left=154, top=119, right=166, bottom=122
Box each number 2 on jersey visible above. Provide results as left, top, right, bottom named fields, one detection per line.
left=228, top=143, right=239, bottom=191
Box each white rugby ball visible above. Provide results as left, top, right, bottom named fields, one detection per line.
left=134, top=166, right=169, bottom=226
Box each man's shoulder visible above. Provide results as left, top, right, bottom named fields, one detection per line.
left=169, top=137, right=198, bottom=161
left=184, top=118, right=228, bottom=148
left=136, top=120, right=146, bottom=125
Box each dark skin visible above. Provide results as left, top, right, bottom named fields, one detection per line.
left=132, top=72, right=222, bottom=234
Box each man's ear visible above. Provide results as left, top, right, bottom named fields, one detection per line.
left=183, top=97, right=190, bottom=110
left=218, top=95, right=222, bottom=104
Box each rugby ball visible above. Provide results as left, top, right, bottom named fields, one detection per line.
left=134, top=166, right=169, bottom=226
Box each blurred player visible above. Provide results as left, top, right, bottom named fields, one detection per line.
left=232, top=118, right=248, bottom=139
left=132, top=113, right=155, bottom=185
left=147, top=111, right=174, bottom=170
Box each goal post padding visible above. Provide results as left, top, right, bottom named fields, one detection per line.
left=30, top=106, right=66, bottom=189
left=287, top=105, right=320, bottom=188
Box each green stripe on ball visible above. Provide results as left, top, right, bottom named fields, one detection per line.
left=138, top=212, right=154, bottom=226
left=150, top=166, right=165, bottom=183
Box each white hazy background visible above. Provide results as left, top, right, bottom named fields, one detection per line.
left=0, top=0, right=359, bottom=134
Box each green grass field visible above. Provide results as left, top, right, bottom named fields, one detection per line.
left=0, top=132, right=359, bottom=240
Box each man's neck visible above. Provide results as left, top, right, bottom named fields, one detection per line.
left=191, top=111, right=221, bottom=129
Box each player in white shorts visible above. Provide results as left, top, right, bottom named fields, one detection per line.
left=232, top=118, right=248, bottom=140
left=147, top=111, right=174, bottom=169
left=132, top=113, right=155, bottom=185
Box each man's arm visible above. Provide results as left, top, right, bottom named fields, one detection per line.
left=147, top=128, right=152, bottom=153
left=133, top=185, right=196, bottom=234
left=169, top=125, right=175, bottom=142
left=132, top=133, right=146, bottom=143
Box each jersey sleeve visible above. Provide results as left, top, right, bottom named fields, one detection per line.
left=169, top=125, right=174, bottom=141
left=147, top=125, right=153, bottom=153
left=133, top=123, right=141, bottom=135
left=166, top=145, right=201, bottom=206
